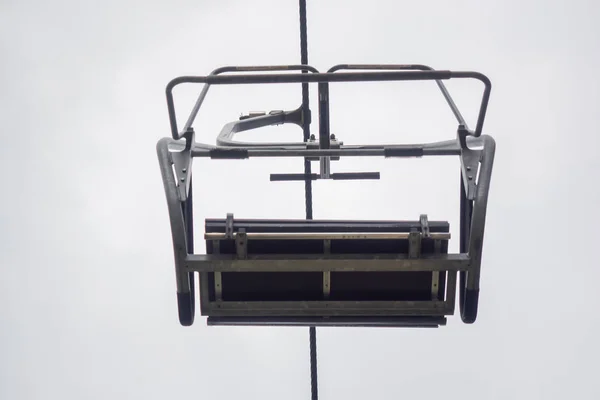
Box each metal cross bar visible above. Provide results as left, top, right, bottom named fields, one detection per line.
left=165, top=69, right=491, bottom=142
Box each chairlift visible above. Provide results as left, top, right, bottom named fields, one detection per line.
left=157, top=63, right=495, bottom=328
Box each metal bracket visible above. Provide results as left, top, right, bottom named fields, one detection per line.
left=239, top=109, right=292, bottom=126
left=212, top=240, right=223, bottom=301
left=307, top=134, right=342, bottom=162
left=323, top=239, right=331, bottom=299
left=457, top=124, right=470, bottom=148
left=408, top=231, right=422, bottom=259
left=319, top=134, right=341, bottom=179
left=235, top=229, right=248, bottom=259
left=171, top=129, right=194, bottom=202
left=240, top=111, right=268, bottom=120
left=460, top=148, right=482, bottom=201
left=225, top=213, right=234, bottom=239
left=270, top=130, right=380, bottom=181
left=320, top=156, right=331, bottom=179
left=419, top=214, right=431, bottom=238
left=328, top=135, right=342, bottom=161
left=431, top=239, right=442, bottom=299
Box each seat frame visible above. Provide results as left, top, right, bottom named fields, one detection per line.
left=156, top=64, right=496, bottom=327
left=201, top=216, right=452, bottom=328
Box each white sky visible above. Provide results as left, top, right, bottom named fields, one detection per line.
left=1, top=0, right=600, bottom=399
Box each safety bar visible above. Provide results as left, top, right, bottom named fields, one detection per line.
left=169, top=65, right=320, bottom=140
left=166, top=68, right=491, bottom=143
left=326, top=64, right=469, bottom=132
left=158, top=65, right=495, bottom=327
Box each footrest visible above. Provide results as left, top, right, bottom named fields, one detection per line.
left=207, top=316, right=447, bottom=328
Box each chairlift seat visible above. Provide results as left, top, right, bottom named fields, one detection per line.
left=157, top=63, right=495, bottom=328
left=195, top=216, right=457, bottom=328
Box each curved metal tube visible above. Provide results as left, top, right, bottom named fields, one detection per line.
left=459, top=134, right=495, bottom=323
left=166, top=69, right=491, bottom=145
left=327, top=64, right=467, bottom=128
left=451, top=72, right=492, bottom=138
left=167, top=65, right=320, bottom=140
left=326, top=64, right=491, bottom=137
left=186, top=136, right=490, bottom=158
left=156, top=137, right=192, bottom=294
left=216, top=110, right=307, bottom=148
left=466, top=134, right=496, bottom=290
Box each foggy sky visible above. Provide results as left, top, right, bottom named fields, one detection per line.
left=1, top=1, right=599, bottom=399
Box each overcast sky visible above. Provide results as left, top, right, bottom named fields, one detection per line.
left=1, top=0, right=600, bottom=399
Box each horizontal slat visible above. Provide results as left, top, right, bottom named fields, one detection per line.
left=204, top=300, right=452, bottom=316
left=205, top=218, right=450, bottom=233
left=186, top=253, right=470, bottom=272
left=206, top=316, right=447, bottom=328
left=204, top=232, right=451, bottom=240
left=269, top=172, right=381, bottom=181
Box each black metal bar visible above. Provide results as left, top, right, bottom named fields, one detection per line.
left=194, top=144, right=461, bottom=158
left=169, top=65, right=320, bottom=140
left=169, top=70, right=453, bottom=86
left=189, top=140, right=463, bottom=158
left=208, top=148, right=249, bottom=159
left=459, top=167, right=471, bottom=323
left=194, top=146, right=462, bottom=158
left=310, top=325, right=318, bottom=400
left=318, top=82, right=330, bottom=150
left=269, top=172, right=381, bottom=181
left=204, top=218, right=450, bottom=233
left=181, top=178, right=195, bottom=325
left=185, top=253, right=470, bottom=273
left=331, top=172, right=380, bottom=180
left=166, top=70, right=491, bottom=141
left=216, top=147, right=421, bottom=158
left=461, top=135, right=495, bottom=322
left=452, top=72, right=492, bottom=137
left=327, top=64, right=467, bottom=128
left=205, top=300, right=451, bottom=315
left=207, top=316, right=446, bottom=328
left=384, top=147, right=424, bottom=157
left=271, top=173, right=318, bottom=181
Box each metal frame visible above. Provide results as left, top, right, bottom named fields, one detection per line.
left=157, top=64, right=496, bottom=327
left=199, top=216, right=454, bottom=328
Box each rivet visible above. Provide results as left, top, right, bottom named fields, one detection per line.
left=468, top=175, right=473, bottom=180
left=180, top=177, right=185, bottom=182
left=466, top=166, right=471, bottom=171
left=182, top=168, right=187, bottom=173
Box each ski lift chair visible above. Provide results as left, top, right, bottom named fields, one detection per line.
left=157, top=64, right=495, bottom=328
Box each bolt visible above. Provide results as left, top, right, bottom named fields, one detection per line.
left=330, top=133, right=336, bottom=140
left=310, top=134, right=316, bottom=141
